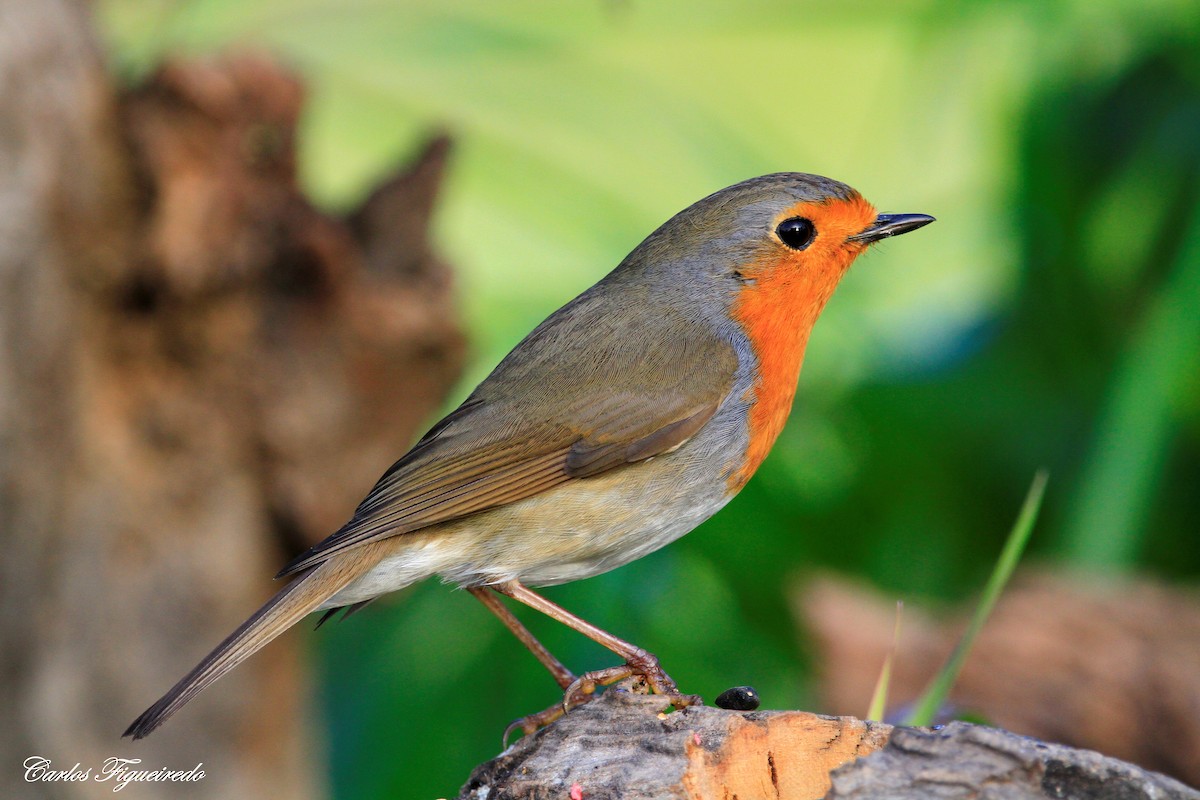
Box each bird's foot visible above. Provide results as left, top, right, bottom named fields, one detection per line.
left=501, top=687, right=589, bottom=744
left=562, top=654, right=702, bottom=712
left=502, top=653, right=701, bottom=745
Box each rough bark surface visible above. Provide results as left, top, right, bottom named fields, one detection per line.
left=0, top=3, right=463, bottom=798
left=458, top=689, right=1199, bottom=800
left=797, top=570, right=1200, bottom=787
left=827, top=723, right=1200, bottom=800
left=459, top=688, right=891, bottom=800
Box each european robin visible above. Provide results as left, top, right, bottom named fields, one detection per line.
left=125, top=172, right=933, bottom=739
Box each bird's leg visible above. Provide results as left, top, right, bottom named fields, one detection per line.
left=468, top=587, right=578, bottom=690
left=494, top=580, right=702, bottom=710
left=470, top=586, right=601, bottom=744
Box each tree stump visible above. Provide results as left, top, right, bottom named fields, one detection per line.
left=0, top=2, right=463, bottom=797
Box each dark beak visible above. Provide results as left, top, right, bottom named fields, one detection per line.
left=849, top=213, right=935, bottom=244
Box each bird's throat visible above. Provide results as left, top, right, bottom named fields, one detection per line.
left=727, top=249, right=854, bottom=490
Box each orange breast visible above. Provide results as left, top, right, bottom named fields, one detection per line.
left=726, top=196, right=875, bottom=490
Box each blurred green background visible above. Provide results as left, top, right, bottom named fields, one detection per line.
left=99, top=1, right=1200, bottom=797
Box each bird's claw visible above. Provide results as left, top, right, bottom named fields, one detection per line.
left=501, top=657, right=701, bottom=747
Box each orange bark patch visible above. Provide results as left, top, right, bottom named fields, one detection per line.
left=682, top=711, right=891, bottom=799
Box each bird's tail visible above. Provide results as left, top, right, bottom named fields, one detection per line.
left=123, top=545, right=379, bottom=740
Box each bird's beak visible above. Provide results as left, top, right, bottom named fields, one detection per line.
left=849, top=213, right=936, bottom=244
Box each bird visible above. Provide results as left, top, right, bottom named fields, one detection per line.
left=124, top=172, right=933, bottom=740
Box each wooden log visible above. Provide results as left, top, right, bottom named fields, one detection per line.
left=457, top=686, right=1199, bottom=799
left=459, top=687, right=891, bottom=800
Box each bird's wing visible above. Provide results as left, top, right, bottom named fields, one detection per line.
left=278, top=308, right=737, bottom=577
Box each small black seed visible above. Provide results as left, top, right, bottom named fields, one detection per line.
left=715, top=685, right=760, bottom=711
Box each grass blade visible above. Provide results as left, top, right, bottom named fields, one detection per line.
left=903, top=470, right=1048, bottom=727
left=866, top=601, right=903, bottom=722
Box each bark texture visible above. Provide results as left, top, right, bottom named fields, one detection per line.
left=458, top=688, right=1199, bottom=800
left=459, top=688, right=890, bottom=800
left=827, top=722, right=1199, bottom=800
left=0, top=3, right=463, bottom=798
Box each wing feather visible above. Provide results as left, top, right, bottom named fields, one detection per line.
left=277, top=296, right=739, bottom=578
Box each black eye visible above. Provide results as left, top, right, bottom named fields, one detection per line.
left=776, top=217, right=816, bottom=250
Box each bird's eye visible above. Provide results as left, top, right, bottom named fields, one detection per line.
left=776, top=217, right=816, bottom=250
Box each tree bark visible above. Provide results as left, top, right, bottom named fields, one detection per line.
left=458, top=688, right=1200, bottom=800
left=0, top=3, right=463, bottom=798
left=828, top=722, right=1199, bottom=800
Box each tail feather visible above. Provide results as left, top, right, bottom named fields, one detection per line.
left=124, top=547, right=378, bottom=739
left=314, top=598, right=376, bottom=630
